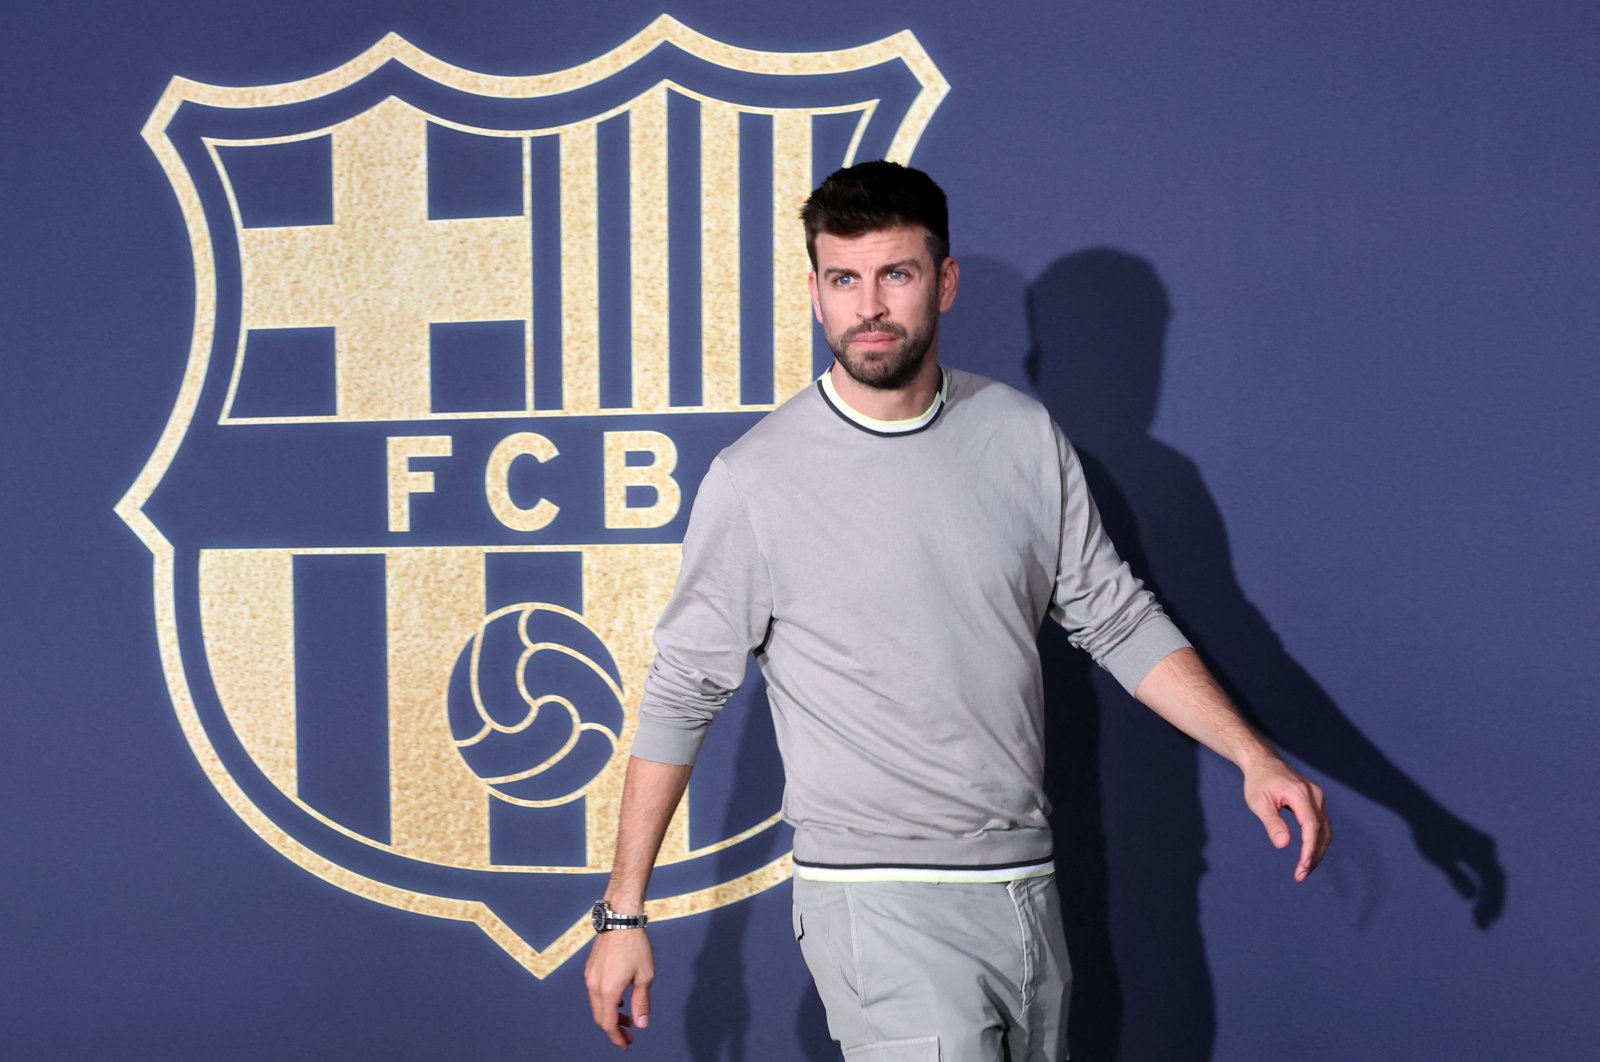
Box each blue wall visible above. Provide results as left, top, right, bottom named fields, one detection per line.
left=5, top=1, right=1596, bottom=1058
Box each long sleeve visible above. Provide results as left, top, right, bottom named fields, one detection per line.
left=629, top=457, right=775, bottom=765
left=1047, top=422, right=1191, bottom=694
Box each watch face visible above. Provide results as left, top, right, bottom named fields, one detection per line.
left=591, top=901, right=607, bottom=932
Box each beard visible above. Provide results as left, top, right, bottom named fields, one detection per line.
left=826, top=313, right=939, bottom=392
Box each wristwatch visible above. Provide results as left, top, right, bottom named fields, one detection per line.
left=592, top=900, right=649, bottom=933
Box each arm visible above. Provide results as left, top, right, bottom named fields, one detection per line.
left=583, top=457, right=774, bottom=1048
left=1135, top=646, right=1331, bottom=881
left=584, top=756, right=692, bottom=1049
left=1045, top=423, right=1329, bottom=880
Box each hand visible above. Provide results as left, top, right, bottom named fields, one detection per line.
left=1241, top=755, right=1331, bottom=881
left=1411, top=804, right=1505, bottom=928
left=585, top=929, right=655, bottom=1049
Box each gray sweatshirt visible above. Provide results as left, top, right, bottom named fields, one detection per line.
left=631, top=368, right=1190, bottom=872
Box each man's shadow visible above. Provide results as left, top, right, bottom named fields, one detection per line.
left=681, top=674, right=835, bottom=1061
left=948, top=250, right=1506, bottom=1061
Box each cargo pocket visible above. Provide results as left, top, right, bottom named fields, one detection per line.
left=843, top=1035, right=940, bottom=1060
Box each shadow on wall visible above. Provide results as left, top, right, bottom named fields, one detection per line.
left=945, top=250, right=1506, bottom=1062
left=682, top=674, right=836, bottom=1062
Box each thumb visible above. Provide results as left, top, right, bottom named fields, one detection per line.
left=634, top=982, right=651, bottom=1029
left=1251, top=797, right=1291, bottom=849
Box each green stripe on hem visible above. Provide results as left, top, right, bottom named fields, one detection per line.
left=793, top=862, right=1055, bottom=884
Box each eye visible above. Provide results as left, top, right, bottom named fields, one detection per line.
left=832, top=274, right=856, bottom=288
left=884, top=270, right=910, bottom=284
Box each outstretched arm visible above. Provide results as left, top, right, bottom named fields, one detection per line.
left=1135, top=647, right=1331, bottom=881
left=585, top=756, right=693, bottom=1049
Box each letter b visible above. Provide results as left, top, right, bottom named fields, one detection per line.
left=603, top=431, right=681, bottom=530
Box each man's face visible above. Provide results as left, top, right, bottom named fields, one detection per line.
left=809, top=225, right=959, bottom=391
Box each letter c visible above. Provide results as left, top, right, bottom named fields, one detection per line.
left=485, top=432, right=560, bottom=532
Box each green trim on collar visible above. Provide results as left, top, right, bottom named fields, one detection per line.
left=818, top=367, right=948, bottom=434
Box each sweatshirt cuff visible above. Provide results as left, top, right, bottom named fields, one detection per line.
left=1099, top=616, right=1192, bottom=696
left=627, top=714, right=709, bottom=766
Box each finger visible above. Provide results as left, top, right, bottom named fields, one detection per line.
left=1474, top=863, right=1506, bottom=929
left=1440, top=858, right=1476, bottom=899
left=605, top=1005, right=632, bottom=1050
left=586, top=976, right=613, bottom=1031
left=1249, top=795, right=1292, bottom=850
left=1311, top=787, right=1332, bottom=868
left=1282, top=788, right=1324, bottom=881
left=603, top=1002, right=630, bottom=1049
left=587, top=980, right=630, bottom=1049
left=634, top=981, right=652, bottom=1030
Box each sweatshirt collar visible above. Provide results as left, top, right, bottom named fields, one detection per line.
left=817, top=367, right=949, bottom=437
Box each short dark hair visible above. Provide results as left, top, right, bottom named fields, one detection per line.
left=801, top=160, right=949, bottom=269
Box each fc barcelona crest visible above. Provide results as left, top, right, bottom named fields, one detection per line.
left=117, top=16, right=947, bottom=977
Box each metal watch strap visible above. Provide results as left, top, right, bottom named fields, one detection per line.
left=591, top=900, right=648, bottom=932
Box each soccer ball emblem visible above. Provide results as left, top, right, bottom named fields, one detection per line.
left=448, top=603, right=626, bottom=806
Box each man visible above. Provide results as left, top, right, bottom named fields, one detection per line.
left=585, top=161, right=1329, bottom=1059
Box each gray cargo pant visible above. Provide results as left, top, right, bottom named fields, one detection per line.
left=792, top=875, right=1072, bottom=1061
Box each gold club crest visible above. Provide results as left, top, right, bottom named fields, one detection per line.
left=117, top=16, right=946, bottom=977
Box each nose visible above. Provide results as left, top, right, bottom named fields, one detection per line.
left=856, top=280, right=886, bottom=321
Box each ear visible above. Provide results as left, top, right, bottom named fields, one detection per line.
left=808, top=271, right=824, bottom=325
left=938, top=256, right=960, bottom=313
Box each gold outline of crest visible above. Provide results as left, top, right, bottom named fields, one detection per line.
left=117, top=15, right=948, bottom=978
